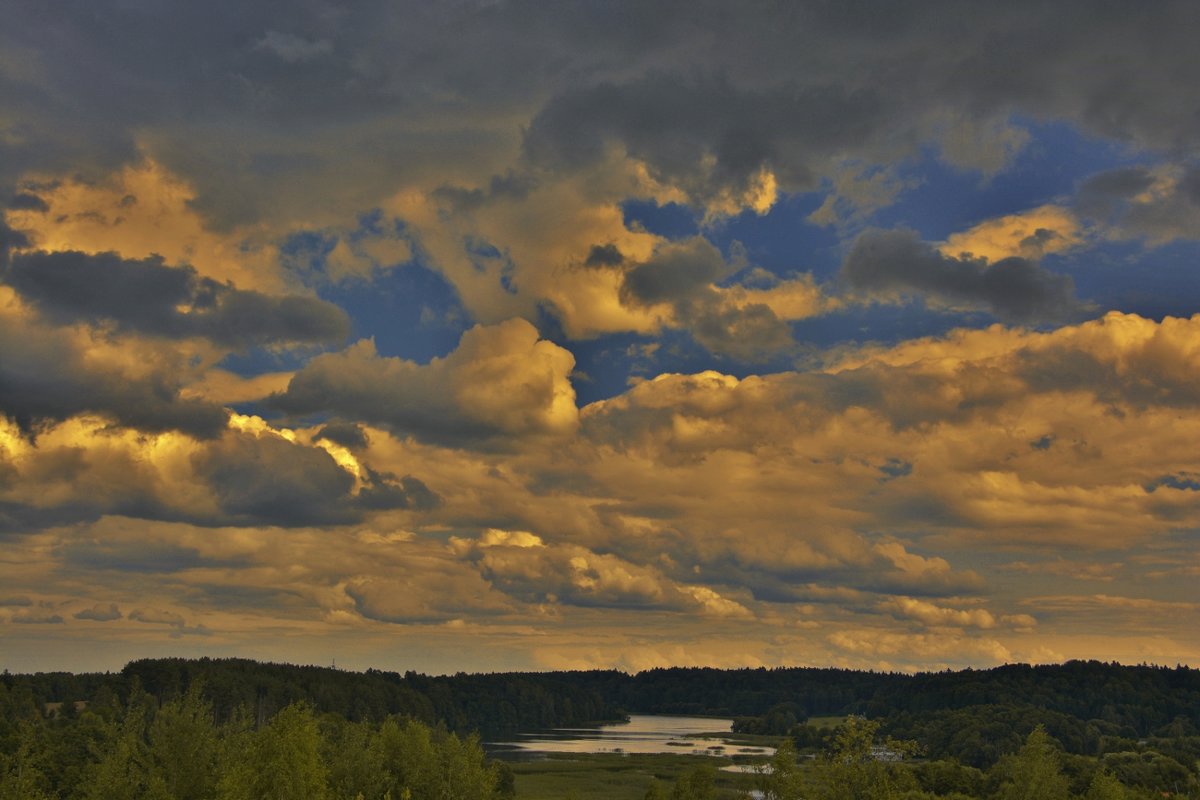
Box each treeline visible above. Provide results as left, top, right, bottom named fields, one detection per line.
left=0, top=683, right=513, bottom=800
left=1, top=658, right=621, bottom=737
left=7, top=660, right=1196, bottom=740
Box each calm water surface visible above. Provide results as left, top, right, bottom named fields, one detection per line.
left=490, top=714, right=776, bottom=761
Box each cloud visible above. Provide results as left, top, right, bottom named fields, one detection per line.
left=879, top=596, right=999, bottom=629
left=192, top=428, right=438, bottom=526
left=345, top=564, right=515, bottom=625
left=254, top=31, right=332, bottom=63
left=840, top=228, right=1084, bottom=322
left=271, top=318, right=579, bottom=447
left=940, top=205, right=1084, bottom=263
left=620, top=237, right=735, bottom=307
left=1027, top=594, right=1198, bottom=614
left=9, top=610, right=65, bottom=625
left=1001, top=559, right=1120, bottom=582
left=0, top=414, right=437, bottom=532
left=129, top=607, right=209, bottom=635
left=609, top=237, right=830, bottom=358
left=452, top=531, right=751, bottom=617
left=4, top=160, right=292, bottom=292
left=827, top=629, right=1014, bottom=666
left=4, top=250, right=349, bottom=348
left=524, top=72, right=881, bottom=218
left=7, top=193, right=48, bottom=212
left=315, top=422, right=370, bottom=450
left=6, top=1, right=1200, bottom=672
left=0, top=306, right=230, bottom=438
left=1076, top=164, right=1200, bottom=245
left=73, top=603, right=122, bottom=621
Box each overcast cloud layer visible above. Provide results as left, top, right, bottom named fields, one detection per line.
left=2, top=0, right=1199, bottom=674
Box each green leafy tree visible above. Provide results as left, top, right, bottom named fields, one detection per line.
left=1085, top=769, right=1130, bottom=800
left=320, top=715, right=386, bottom=800
left=757, top=738, right=806, bottom=800
left=374, top=717, right=440, bottom=799
left=809, top=716, right=918, bottom=800
left=994, top=726, right=1070, bottom=800
left=217, top=702, right=328, bottom=800
left=0, top=721, right=52, bottom=800
left=643, top=778, right=669, bottom=800
left=80, top=701, right=159, bottom=800
left=438, top=729, right=499, bottom=800
left=669, top=763, right=716, bottom=800
left=146, top=683, right=219, bottom=800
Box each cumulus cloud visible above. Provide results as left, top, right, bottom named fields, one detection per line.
left=272, top=318, right=579, bottom=447
left=452, top=531, right=751, bottom=618
left=840, top=228, right=1084, bottom=322
left=0, top=415, right=438, bottom=532
left=6, top=1, right=1200, bottom=671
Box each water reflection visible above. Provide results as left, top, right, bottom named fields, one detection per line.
left=490, top=714, right=776, bottom=761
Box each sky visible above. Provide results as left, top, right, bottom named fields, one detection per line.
left=2, top=0, right=1200, bottom=675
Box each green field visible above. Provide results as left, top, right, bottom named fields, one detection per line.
left=804, top=715, right=848, bottom=730
left=509, top=752, right=762, bottom=800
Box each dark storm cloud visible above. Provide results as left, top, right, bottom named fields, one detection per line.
left=1077, top=167, right=1157, bottom=214
left=619, top=237, right=732, bottom=306
left=431, top=171, right=539, bottom=213
left=615, top=237, right=795, bottom=359
left=525, top=72, right=887, bottom=205
left=0, top=314, right=230, bottom=438
left=584, top=243, right=625, bottom=268
left=1075, top=164, right=1200, bottom=243
left=4, top=250, right=350, bottom=348
left=7, top=193, right=49, bottom=212
left=840, top=228, right=1083, bottom=322
left=8, top=1, right=1200, bottom=230
left=315, top=421, right=369, bottom=449
left=0, top=220, right=30, bottom=264
left=682, top=291, right=795, bottom=361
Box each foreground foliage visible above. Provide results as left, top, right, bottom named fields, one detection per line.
left=0, top=683, right=512, bottom=800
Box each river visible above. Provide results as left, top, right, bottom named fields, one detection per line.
left=488, top=713, right=776, bottom=762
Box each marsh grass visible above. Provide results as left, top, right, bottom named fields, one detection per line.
left=509, top=752, right=755, bottom=799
